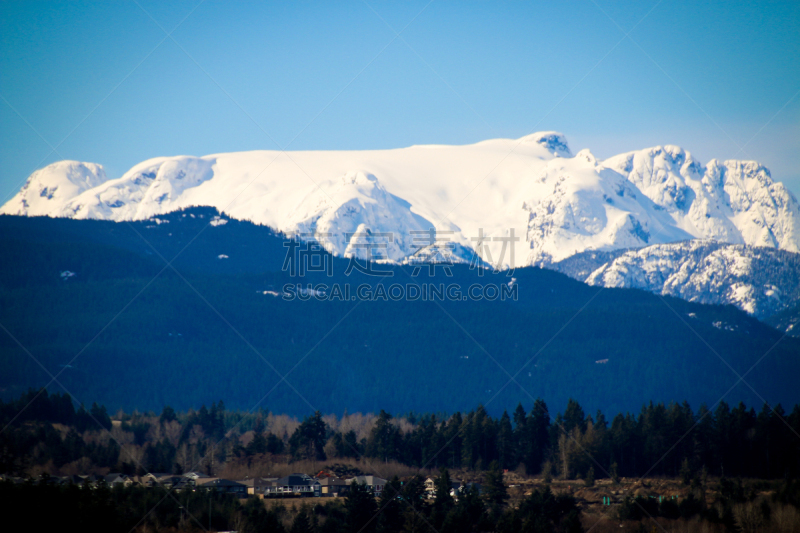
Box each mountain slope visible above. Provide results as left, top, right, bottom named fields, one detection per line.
left=1, top=210, right=799, bottom=417
left=4, top=133, right=799, bottom=267
left=765, top=302, right=800, bottom=337
left=552, top=241, right=800, bottom=320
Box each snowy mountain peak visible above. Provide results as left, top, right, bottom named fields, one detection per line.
left=518, top=131, right=572, bottom=157
left=575, top=148, right=597, bottom=164
left=520, top=151, right=691, bottom=265
left=604, top=146, right=800, bottom=253
left=3, top=160, right=107, bottom=217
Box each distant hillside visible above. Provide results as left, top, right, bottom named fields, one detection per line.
left=1, top=208, right=798, bottom=417
left=551, top=241, right=800, bottom=320
left=765, top=302, right=800, bottom=338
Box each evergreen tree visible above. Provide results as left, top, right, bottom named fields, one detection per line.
left=242, top=496, right=286, bottom=533
left=609, top=461, right=619, bottom=484
left=345, top=481, right=378, bottom=533
left=289, top=412, right=327, bottom=461
left=482, top=460, right=508, bottom=519
left=512, top=403, right=528, bottom=467
left=291, top=507, right=314, bottom=533
left=497, top=411, right=515, bottom=470
left=254, top=415, right=266, bottom=434
left=367, top=410, right=400, bottom=462
left=516, top=487, right=582, bottom=533
left=443, top=413, right=463, bottom=469
left=376, top=476, right=404, bottom=533
left=333, top=430, right=361, bottom=458
left=583, top=466, right=594, bottom=487
left=432, top=467, right=455, bottom=529
left=442, top=483, right=486, bottom=533
left=562, top=399, right=586, bottom=434
left=89, top=402, right=112, bottom=431
left=159, top=406, right=177, bottom=425
left=401, top=475, right=427, bottom=506
left=247, top=431, right=268, bottom=456
left=521, top=399, right=550, bottom=475
left=266, top=433, right=285, bottom=455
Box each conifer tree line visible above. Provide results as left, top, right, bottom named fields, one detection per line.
left=1, top=389, right=799, bottom=481
left=325, top=400, right=800, bottom=480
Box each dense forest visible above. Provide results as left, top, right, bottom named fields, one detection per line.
left=2, top=208, right=800, bottom=419
left=2, top=390, right=800, bottom=532
left=2, top=389, right=799, bottom=481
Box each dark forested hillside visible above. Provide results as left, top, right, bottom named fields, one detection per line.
left=1, top=208, right=799, bottom=417
left=766, top=302, right=800, bottom=338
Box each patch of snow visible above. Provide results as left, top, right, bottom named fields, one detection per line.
left=712, top=321, right=736, bottom=331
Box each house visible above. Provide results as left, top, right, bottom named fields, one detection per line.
left=197, top=478, right=248, bottom=496
left=157, top=476, right=193, bottom=490
left=264, top=474, right=321, bottom=497
left=424, top=477, right=435, bottom=495
left=318, top=476, right=351, bottom=497
left=61, top=474, right=88, bottom=486
left=83, top=473, right=107, bottom=486
left=346, top=475, right=387, bottom=497
left=424, top=477, right=462, bottom=499
left=105, top=473, right=134, bottom=487
left=183, top=471, right=213, bottom=485
left=239, top=477, right=278, bottom=496
left=139, top=473, right=173, bottom=488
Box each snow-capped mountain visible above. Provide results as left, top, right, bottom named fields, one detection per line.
left=552, top=241, right=800, bottom=320
left=605, top=146, right=800, bottom=252
left=9, top=160, right=107, bottom=215
left=3, top=133, right=800, bottom=268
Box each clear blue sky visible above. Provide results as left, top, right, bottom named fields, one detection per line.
left=1, top=0, right=798, bottom=202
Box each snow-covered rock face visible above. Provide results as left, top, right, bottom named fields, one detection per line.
left=520, top=149, right=691, bottom=265
left=3, top=161, right=107, bottom=217
left=605, top=147, right=800, bottom=252
left=573, top=241, right=800, bottom=319
left=55, top=156, right=217, bottom=221
left=518, top=131, right=572, bottom=157
left=3, top=133, right=800, bottom=270
left=282, top=171, right=437, bottom=262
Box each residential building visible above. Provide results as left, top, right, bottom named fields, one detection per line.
left=346, top=475, right=387, bottom=497
left=318, top=476, right=351, bottom=497
left=197, top=478, right=247, bottom=496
